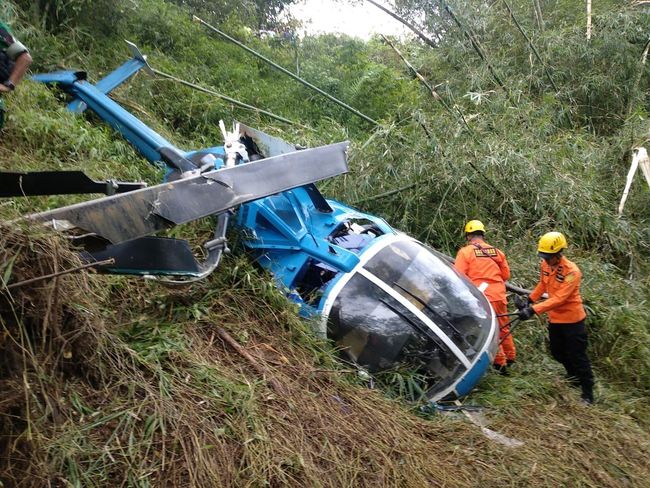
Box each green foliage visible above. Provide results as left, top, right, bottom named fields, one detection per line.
left=12, top=0, right=127, bottom=34
left=396, top=0, right=650, bottom=134
left=169, top=0, right=298, bottom=29
left=3, top=0, right=649, bottom=395
left=2, top=0, right=650, bottom=485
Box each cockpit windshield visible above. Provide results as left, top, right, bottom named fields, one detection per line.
left=327, top=272, right=465, bottom=394
left=364, top=240, right=492, bottom=359
left=326, top=237, right=494, bottom=399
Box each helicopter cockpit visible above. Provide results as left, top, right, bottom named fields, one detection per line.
left=321, top=235, right=497, bottom=400
left=232, top=125, right=498, bottom=400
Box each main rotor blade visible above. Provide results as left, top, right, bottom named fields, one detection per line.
left=28, top=142, right=349, bottom=244
left=238, top=122, right=298, bottom=157
left=0, top=170, right=145, bottom=197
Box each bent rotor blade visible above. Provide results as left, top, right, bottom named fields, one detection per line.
left=238, top=122, right=298, bottom=157
left=237, top=123, right=333, bottom=212
left=0, top=171, right=146, bottom=197
left=28, top=142, right=349, bottom=244
left=80, top=237, right=201, bottom=275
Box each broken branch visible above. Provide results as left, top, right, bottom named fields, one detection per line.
left=3, top=258, right=115, bottom=290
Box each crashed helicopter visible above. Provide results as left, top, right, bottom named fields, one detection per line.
left=1, top=43, right=499, bottom=402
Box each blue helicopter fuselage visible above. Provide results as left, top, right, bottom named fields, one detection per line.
left=237, top=184, right=498, bottom=400
left=32, top=44, right=499, bottom=401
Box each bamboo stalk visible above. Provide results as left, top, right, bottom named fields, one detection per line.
left=353, top=182, right=418, bottom=204
left=3, top=258, right=115, bottom=290
left=586, top=0, right=592, bottom=40
left=533, top=0, right=544, bottom=32
left=380, top=34, right=472, bottom=131
left=438, top=0, right=513, bottom=102
left=366, top=0, right=438, bottom=49
left=500, top=0, right=559, bottom=92
left=625, top=37, right=650, bottom=117
left=193, top=15, right=381, bottom=127
left=214, top=326, right=286, bottom=395
left=151, top=68, right=306, bottom=129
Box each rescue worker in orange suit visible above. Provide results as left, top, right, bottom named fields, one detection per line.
left=455, top=220, right=515, bottom=374
left=517, top=231, right=594, bottom=404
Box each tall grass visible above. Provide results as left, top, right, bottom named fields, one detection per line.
left=1, top=0, right=650, bottom=484
left=1, top=226, right=649, bottom=486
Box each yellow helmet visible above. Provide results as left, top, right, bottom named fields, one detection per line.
left=464, top=220, right=485, bottom=234
left=537, top=232, right=568, bottom=255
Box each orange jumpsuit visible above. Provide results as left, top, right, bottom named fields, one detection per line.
left=529, top=256, right=586, bottom=323
left=529, top=256, right=593, bottom=401
left=455, top=238, right=515, bottom=366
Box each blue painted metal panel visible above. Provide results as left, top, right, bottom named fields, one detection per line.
left=32, top=71, right=81, bottom=85
left=95, top=58, right=146, bottom=96
left=69, top=58, right=147, bottom=113
left=454, top=351, right=491, bottom=397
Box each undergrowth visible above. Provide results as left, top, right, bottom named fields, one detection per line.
left=1, top=226, right=649, bottom=487
left=1, top=0, right=649, bottom=485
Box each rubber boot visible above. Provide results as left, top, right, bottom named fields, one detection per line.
left=493, top=364, right=509, bottom=376
left=580, top=385, right=594, bottom=405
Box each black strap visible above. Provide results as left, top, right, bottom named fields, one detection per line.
left=158, top=147, right=197, bottom=173
left=0, top=26, right=15, bottom=47
left=472, top=242, right=499, bottom=261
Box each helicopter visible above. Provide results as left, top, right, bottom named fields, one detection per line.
left=2, top=42, right=499, bottom=402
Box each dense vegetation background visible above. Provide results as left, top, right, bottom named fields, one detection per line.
left=0, top=0, right=649, bottom=486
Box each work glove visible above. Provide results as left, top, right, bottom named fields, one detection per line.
left=517, top=306, right=535, bottom=320
left=513, top=294, right=529, bottom=311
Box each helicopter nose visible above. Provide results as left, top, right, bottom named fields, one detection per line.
left=453, top=351, right=492, bottom=397
left=325, top=237, right=498, bottom=401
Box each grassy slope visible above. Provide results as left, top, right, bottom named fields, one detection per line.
left=1, top=224, right=649, bottom=487
left=1, top=0, right=650, bottom=486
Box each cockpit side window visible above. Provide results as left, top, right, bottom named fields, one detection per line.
left=291, top=219, right=386, bottom=305
left=328, top=219, right=384, bottom=254
left=293, top=258, right=337, bottom=305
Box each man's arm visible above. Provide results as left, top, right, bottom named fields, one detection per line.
left=7, top=51, right=31, bottom=85
left=0, top=24, right=31, bottom=92
left=532, top=271, right=581, bottom=315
